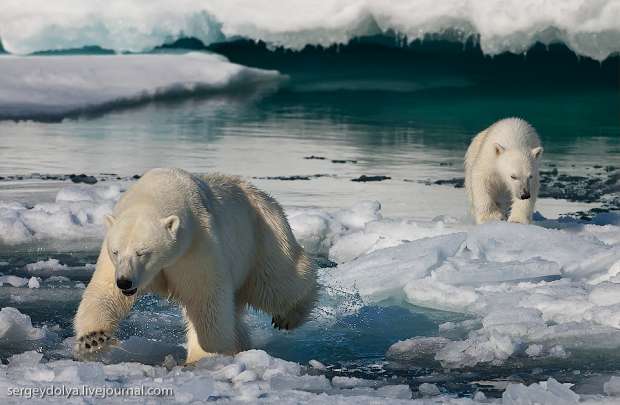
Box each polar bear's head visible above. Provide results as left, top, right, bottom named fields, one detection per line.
left=494, top=144, right=543, bottom=200
left=103, top=209, right=189, bottom=296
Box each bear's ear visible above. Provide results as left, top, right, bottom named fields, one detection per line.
left=493, top=143, right=505, bottom=156
left=162, top=215, right=180, bottom=238
left=104, top=214, right=116, bottom=229
left=532, top=146, right=543, bottom=159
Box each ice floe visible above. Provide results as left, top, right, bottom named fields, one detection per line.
left=0, top=53, right=283, bottom=120
left=298, top=201, right=620, bottom=370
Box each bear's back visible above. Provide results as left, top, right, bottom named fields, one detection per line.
left=114, top=168, right=205, bottom=217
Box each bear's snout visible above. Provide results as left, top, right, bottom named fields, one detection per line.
left=116, top=277, right=137, bottom=296
left=520, top=192, right=531, bottom=200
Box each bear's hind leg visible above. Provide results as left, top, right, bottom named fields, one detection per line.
left=248, top=251, right=318, bottom=331
left=271, top=286, right=316, bottom=330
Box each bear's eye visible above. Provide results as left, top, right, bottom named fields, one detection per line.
left=510, top=175, right=518, bottom=180
left=112, top=250, right=119, bottom=256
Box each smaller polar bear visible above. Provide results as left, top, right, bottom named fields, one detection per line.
left=465, top=118, right=543, bottom=224
left=74, top=168, right=317, bottom=363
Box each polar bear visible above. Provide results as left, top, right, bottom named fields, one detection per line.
left=465, top=118, right=543, bottom=224
left=74, top=168, right=318, bottom=363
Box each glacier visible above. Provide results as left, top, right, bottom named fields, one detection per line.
left=1, top=0, right=620, bottom=60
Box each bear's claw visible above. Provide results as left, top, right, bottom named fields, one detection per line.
left=74, top=330, right=116, bottom=359
left=271, top=316, right=290, bottom=331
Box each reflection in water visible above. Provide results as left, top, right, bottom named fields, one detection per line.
left=1, top=82, right=618, bottom=218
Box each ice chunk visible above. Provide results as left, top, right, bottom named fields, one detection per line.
left=332, top=200, right=382, bottom=231
left=330, top=217, right=460, bottom=263
left=432, top=257, right=561, bottom=286
left=503, top=378, right=579, bottom=405
left=289, top=210, right=344, bottom=257
left=289, top=201, right=382, bottom=258
left=604, top=376, right=620, bottom=396
left=404, top=278, right=479, bottom=312
left=326, top=233, right=466, bottom=304
left=525, top=344, right=544, bottom=357
left=8, top=350, right=43, bottom=368
left=0, top=275, right=28, bottom=287
left=232, top=370, right=258, bottom=384
left=25, top=258, right=68, bottom=273
left=436, top=332, right=521, bottom=369
left=589, top=283, right=620, bottom=306
left=332, top=376, right=379, bottom=389
left=0, top=307, right=45, bottom=344
left=385, top=336, right=450, bottom=362
left=212, top=363, right=245, bottom=381
left=235, top=349, right=301, bottom=380
left=270, top=374, right=332, bottom=392
left=482, top=308, right=545, bottom=337
left=375, top=384, right=412, bottom=400
left=308, top=359, right=326, bottom=370
left=27, top=277, right=40, bottom=289
left=53, top=362, right=106, bottom=384
left=464, top=223, right=620, bottom=277
left=418, top=382, right=440, bottom=397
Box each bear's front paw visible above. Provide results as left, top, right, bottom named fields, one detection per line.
left=508, top=215, right=531, bottom=224
left=74, top=330, right=116, bottom=359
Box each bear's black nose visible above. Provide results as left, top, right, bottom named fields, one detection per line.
left=116, top=277, right=133, bottom=290
left=520, top=192, right=531, bottom=200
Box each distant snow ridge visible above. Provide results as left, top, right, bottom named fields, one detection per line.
left=1, top=0, right=619, bottom=60
left=0, top=53, right=284, bottom=121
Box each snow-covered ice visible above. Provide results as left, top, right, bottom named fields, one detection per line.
left=294, top=201, right=620, bottom=370
left=0, top=53, right=283, bottom=120
left=0, top=184, right=121, bottom=246
left=3, top=182, right=620, bottom=401
left=1, top=1, right=619, bottom=60
left=0, top=345, right=616, bottom=404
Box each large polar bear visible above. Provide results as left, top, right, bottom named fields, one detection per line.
left=74, top=168, right=318, bottom=363
left=465, top=118, right=543, bottom=224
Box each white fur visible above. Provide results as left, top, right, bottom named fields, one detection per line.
left=465, top=118, right=543, bottom=225
left=74, top=168, right=318, bottom=363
